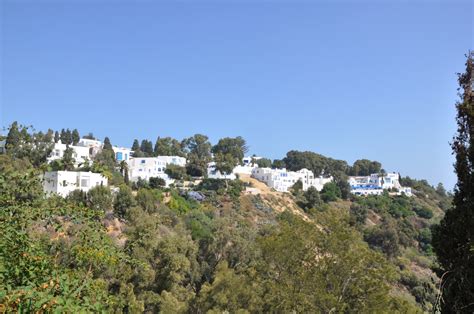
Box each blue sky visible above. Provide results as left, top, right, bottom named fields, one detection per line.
left=1, top=1, right=472, bottom=189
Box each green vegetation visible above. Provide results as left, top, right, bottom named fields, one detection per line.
left=0, top=121, right=455, bottom=312
left=432, top=52, right=474, bottom=312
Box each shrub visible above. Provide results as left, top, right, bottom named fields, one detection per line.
left=413, top=206, right=433, bottom=219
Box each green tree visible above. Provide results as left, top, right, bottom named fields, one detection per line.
left=54, top=130, right=60, bottom=143
left=5, top=122, right=54, bottom=167
left=196, top=262, right=262, bottom=312
left=136, top=188, right=161, bottom=213
left=212, top=136, right=248, bottom=163
left=283, top=150, right=349, bottom=176
left=114, top=185, right=135, bottom=218
left=320, top=181, right=341, bottom=202
left=72, top=129, right=80, bottom=145
left=154, top=136, right=185, bottom=156
left=272, top=159, right=285, bottom=169
left=131, top=139, right=140, bottom=151
left=256, top=158, right=272, bottom=168
left=432, top=52, right=474, bottom=312
left=0, top=155, right=43, bottom=206
left=165, top=164, right=187, bottom=180
left=103, top=136, right=113, bottom=150
left=5, top=121, right=21, bottom=150
left=350, top=159, right=382, bottom=176
left=140, top=139, right=154, bottom=156
left=435, top=182, right=447, bottom=197
left=87, top=185, right=113, bottom=212
left=61, top=145, right=76, bottom=171
left=258, top=211, right=406, bottom=312
left=183, top=134, right=212, bottom=177
left=149, top=177, right=166, bottom=189
left=302, top=186, right=322, bottom=211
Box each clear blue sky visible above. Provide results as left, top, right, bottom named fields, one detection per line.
left=1, top=1, right=473, bottom=189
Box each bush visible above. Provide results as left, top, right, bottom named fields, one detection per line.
left=136, top=188, right=162, bottom=213
left=320, top=182, right=341, bottom=203
left=114, top=185, right=135, bottom=218
left=149, top=177, right=166, bottom=189
left=87, top=185, right=113, bottom=211
left=165, top=164, right=187, bottom=180
left=413, top=206, right=433, bottom=219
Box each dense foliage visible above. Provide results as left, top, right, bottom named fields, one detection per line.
left=432, top=52, right=474, bottom=312
left=0, top=122, right=453, bottom=313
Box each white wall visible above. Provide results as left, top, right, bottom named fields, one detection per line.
left=47, top=142, right=91, bottom=167
left=113, top=146, right=132, bottom=162
left=207, top=162, right=237, bottom=180
left=43, top=171, right=108, bottom=197
left=127, top=157, right=171, bottom=183
left=156, top=156, right=187, bottom=167
left=251, top=167, right=331, bottom=192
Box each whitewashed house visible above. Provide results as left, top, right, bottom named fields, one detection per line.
left=127, top=157, right=173, bottom=184
left=43, top=171, right=107, bottom=197
left=242, top=156, right=262, bottom=166
left=156, top=156, right=187, bottom=167
left=348, top=172, right=412, bottom=197
left=252, top=167, right=332, bottom=193
left=113, top=146, right=132, bottom=162
left=48, top=141, right=91, bottom=167
left=207, top=162, right=237, bottom=180
left=77, top=138, right=103, bottom=158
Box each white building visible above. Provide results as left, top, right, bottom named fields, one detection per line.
left=48, top=141, right=91, bottom=167
left=77, top=138, right=103, bottom=148
left=77, top=138, right=103, bottom=158
left=43, top=171, right=108, bottom=197
left=252, top=167, right=332, bottom=193
left=113, top=146, right=133, bottom=162
left=156, top=156, right=187, bottom=167
left=232, top=165, right=257, bottom=175
left=242, top=156, right=262, bottom=166
left=0, top=140, right=6, bottom=154
left=348, top=172, right=412, bottom=197
left=207, top=162, right=237, bottom=180
left=127, top=157, right=172, bottom=184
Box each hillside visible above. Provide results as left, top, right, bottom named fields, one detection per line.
left=0, top=124, right=452, bottom=313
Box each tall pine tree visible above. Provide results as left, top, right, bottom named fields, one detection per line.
left=432, top=52, right=474, bottom=312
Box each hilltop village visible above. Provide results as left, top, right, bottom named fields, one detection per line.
left=0, top=123, right=452, bottom=312
left=0, top=134, right=412, bottom=198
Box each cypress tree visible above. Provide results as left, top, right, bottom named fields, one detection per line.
left=72, top=129, right=80, bottom=145
left=5, top=121, right=21, bottom=150
left=54, top=131, right=60, bottom=143
left=132, top=139, right=140, bottom=151
left=432, top=52, right=474, bottom=312
left=103, top=137, right=113, bottom=151
left=60, top=128, right=67, bottom=143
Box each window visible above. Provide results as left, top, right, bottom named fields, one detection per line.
left=81, top=178, right=89, bottom=187
left=116, top=152, right=123, bottom=160
left=141, top=160, right=146, bottom=164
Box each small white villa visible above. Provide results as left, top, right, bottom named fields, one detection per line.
left=348, top=172, right=412, bottom=197
left=113, top=146, right=133, bottom=162
left=127, top=157, right=169, bottom=182
left=43, top=171, right=108, bottom=197
left=48, top=141, right=91, bottom=167
left=252, top=167, right=332, bottom=193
